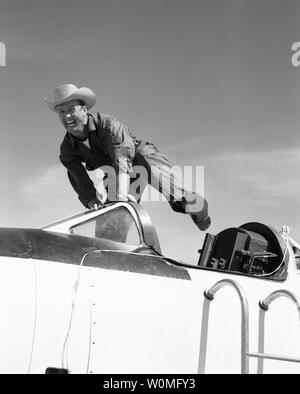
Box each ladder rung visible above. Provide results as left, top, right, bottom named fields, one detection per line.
left=248, top=352, right=300, bottom=364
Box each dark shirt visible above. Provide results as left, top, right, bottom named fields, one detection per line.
left=60, top=112, right=140, bottom=207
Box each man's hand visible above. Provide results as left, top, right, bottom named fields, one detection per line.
left=116, top=172, right=138, bottom=203
left=116, top=193, right=137, bottom=203
left=87, top=197, right=103, bottom=210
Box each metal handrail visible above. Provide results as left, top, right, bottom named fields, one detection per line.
left=197, top=279, right=249, bottom=374
left=248, top=289, right=300, bottom=374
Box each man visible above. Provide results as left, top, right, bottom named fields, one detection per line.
left=44, top=84, right=211, bottom=231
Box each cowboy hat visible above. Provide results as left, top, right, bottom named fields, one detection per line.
left=44, top=83, right=96, bottom=112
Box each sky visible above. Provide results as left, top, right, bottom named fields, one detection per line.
left=0, top=0, right=299, bottom=264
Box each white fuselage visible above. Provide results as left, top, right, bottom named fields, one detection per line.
left=0, top=203, right=299, bottom=374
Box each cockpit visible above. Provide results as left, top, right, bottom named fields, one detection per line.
left=42, top=203, right=290, bottom=281
left=197, top=222, right=289, bottom=281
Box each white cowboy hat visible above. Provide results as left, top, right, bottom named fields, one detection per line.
left=44, top=83, right=96, bottom=112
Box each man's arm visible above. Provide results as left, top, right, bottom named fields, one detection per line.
left=60, top=153, right=101, bottom=208
left=116, top=171, right=129, bottom=201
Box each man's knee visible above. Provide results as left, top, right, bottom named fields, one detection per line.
left=168, top=193, right=208, bottom=215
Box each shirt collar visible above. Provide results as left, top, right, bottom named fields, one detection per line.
left=68, top=113, right=97, bottom=149
left=87, top=113, right=97, bottom=131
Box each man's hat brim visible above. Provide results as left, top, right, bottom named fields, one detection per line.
left=44, top=87, right=96, bottom=112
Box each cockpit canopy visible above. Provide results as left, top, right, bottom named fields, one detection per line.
left=42, top=202, right=162, bottom=255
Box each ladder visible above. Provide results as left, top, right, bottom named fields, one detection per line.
left=198, top=279, right=300, bottom=374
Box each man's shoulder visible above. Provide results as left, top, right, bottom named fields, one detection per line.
left=95, top=112, right=118, bottom=129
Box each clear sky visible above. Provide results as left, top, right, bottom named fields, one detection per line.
left=0, top=0, right=299, bottom=263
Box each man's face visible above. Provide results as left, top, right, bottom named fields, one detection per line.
left=55, top=100, right=88, bottom=139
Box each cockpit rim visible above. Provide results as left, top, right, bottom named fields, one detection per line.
left=41, top=202, right=162, bottom=255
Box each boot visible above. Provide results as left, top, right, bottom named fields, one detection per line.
left=189, top=197, right=211, bottom=231
left=190, top=212, right=211, bottom=231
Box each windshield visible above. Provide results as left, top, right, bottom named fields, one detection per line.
left=70, top=206, right=141, bottom=246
